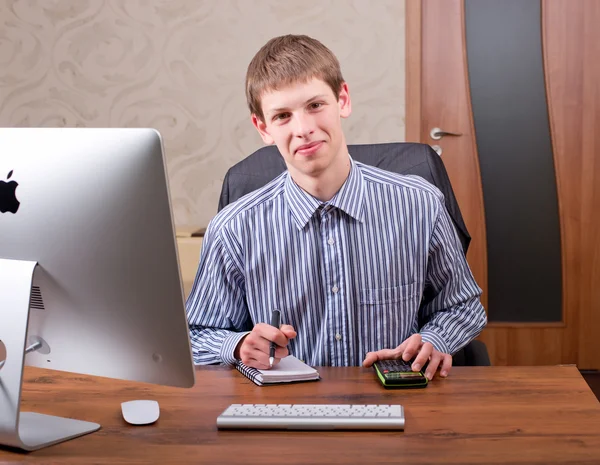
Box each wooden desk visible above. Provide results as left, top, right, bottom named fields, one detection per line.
left=2, top=366, right=600, bottom=463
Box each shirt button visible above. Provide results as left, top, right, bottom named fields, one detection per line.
left=335, top=333, right=342, bottom=341
left=327, top=238, right=335, bottom=245
left=332, top=286, right=339, bottom=293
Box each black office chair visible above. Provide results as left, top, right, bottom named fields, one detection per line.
left=218, top=142, right=490, bottom=366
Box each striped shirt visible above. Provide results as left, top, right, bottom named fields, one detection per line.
left=186, top=157, right=487, bottom=366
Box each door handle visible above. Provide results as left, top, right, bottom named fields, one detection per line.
left=429, top=127, right=462, bottom=140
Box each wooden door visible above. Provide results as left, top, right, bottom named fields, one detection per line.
left=406, top=0, right=600, bottom=368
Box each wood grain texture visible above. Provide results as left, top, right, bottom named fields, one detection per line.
left=542, top=0, right=600, bottom=370
left=1, top=366, right=599, bottom=463
left=421, top=0, right=488, bottom=311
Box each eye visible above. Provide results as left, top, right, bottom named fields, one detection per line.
left=273, top=112, right=290, bottom=122
left=309, top=102, right=323, bottom=110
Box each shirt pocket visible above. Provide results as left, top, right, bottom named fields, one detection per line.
left=359, top=283, right=421, bottom=351
left=360, top=282, right=419, bottom=305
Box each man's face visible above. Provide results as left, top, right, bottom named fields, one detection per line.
left=252, top=78, right=352, bottom=183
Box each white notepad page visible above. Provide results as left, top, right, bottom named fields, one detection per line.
left=256, top=355, right=319, bottom=383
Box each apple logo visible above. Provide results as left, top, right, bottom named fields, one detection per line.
left=0, top=170, right=20, bottom=214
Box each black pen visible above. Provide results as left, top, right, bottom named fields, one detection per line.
left=269, top=309, right=281, bottom=368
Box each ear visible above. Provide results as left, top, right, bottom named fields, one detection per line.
left=251, top=114, right=275, bottom=145
left=338, top=82, right=352, bottom=119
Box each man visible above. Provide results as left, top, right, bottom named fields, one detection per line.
left=186, top=34, right=486, bottom=380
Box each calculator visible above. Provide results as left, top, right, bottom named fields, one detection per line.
left=373, top=359, right=428, bottom=389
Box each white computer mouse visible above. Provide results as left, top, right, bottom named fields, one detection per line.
left=121, top=400, right=160, bottom=425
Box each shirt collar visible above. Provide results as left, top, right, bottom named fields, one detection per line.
left=284, top=156, right=365, bottom=230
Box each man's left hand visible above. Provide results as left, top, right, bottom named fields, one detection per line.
left=362, top=333, right=452, bottom=380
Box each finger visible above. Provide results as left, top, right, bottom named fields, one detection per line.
left=251, top=338, right=289, bottom=360
left=239, top=345, right=269, bottom=368
left=280, top=324, right=297, bottom=339
left=362, top=352, right=378, bottom=367
left=248, top=344, right=278, bottom=369
left=253, top=323, right=290, bottom=348
left=361, top=348, right=401, bottom=367
left=424, top=352, right=442, bottom=380
left=274, top=346, right=289, bottom=359
left=412, top=342, right=433, bottom=371
left=401, top=334, right=423, bottom=361
left=440, top=354, right=453, bottom=377
left=248, top=331, right=291, bottom=361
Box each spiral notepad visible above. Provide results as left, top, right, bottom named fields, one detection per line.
left=235, top=355, right=320, bottom=386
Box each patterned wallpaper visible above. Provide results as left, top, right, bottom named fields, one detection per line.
left=0, top=0, right=406, bottom=227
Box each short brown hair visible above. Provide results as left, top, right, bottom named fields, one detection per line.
left=246, top=35, right=345, bottom=121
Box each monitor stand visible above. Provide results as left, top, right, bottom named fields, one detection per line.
left=0, top=258, right=100, bottom=451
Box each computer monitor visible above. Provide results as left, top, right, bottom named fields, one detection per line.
left=0, top=128, right=196, bottom=450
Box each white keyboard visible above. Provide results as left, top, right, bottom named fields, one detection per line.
left=216, top=404, right=405, bottom=430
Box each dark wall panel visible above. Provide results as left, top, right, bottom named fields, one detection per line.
left=465, top=0, right=562, bottom=322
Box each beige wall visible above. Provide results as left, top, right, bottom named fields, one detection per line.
left=0, top=0, right=406, bottom=227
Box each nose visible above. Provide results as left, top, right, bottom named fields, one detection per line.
left=291, top=112, right=315, bottom=138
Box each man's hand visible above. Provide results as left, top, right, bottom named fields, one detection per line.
left=362, top=333, right=452, bottom=380
left=234, top=323, right=297, bottom=369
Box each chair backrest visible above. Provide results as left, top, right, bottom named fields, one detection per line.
left=218, top=142, right=471, bottom=253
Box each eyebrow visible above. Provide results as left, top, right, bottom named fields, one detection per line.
left=266, top=94, right=329, bottom=116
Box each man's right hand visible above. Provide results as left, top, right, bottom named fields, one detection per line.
left=234, top=323, right=297, bottom=369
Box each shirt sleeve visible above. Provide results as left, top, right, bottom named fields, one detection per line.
left=418, top=199, right=487, bottom=355
left=185, top=220, right=252, bottom=365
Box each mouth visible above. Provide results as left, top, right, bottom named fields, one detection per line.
left=295, top=141, right=323, bottom=156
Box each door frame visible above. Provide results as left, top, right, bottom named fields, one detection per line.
left=406, top=0, right=422, bottom=143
